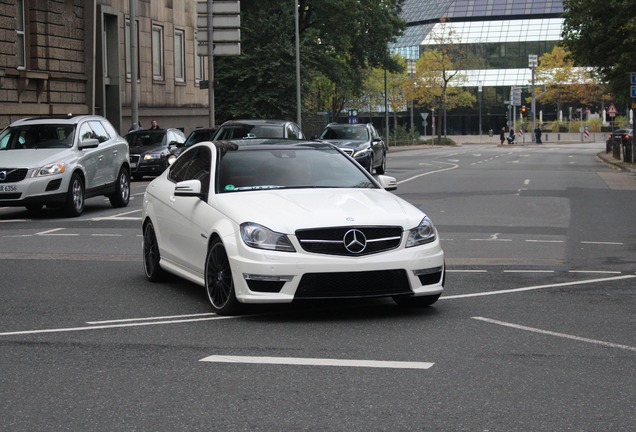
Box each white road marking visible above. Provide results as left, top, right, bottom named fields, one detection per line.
left=524, top=179, right=530, bottom=185
left=472, top=317, right=636, bottom=352
left=0, top=315, right=240, bottom=337
left=581, top=241, right=623, bottom=245
left=199, top=355, right=435, bottom=370
left=525, top=239, right=564, bottom=243
left=89, top=209, right=143, bottom=221
left=91, top=234, right=122, bottom=237
left=0, top=219, right=29, bottom=223
left=398, top=162, right=458, bottom=184
left=503, top=270, right=555, bottom=273
left=86, top=312, right=217, bottom=324
left=568, top=270, right=622, bottom=274
left=441, top=274, right=636, bottom=299
left=35, top=228, right=78, bottom=236
left=447, top=269, right=487, bottom=273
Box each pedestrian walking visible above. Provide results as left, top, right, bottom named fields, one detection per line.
left=534, top=126, right=542, bottom=144
left=500, top=127, right=506, bottom=145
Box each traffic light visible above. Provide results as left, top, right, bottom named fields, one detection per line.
left=521, top=106, right=527, bottom=114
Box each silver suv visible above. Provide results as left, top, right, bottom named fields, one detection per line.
left=0, top=115, right=130, bottom=216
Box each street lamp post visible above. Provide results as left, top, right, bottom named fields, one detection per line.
left=478, top=81, right=482, bottom=142
left=529, top=54, right=538, bottom=141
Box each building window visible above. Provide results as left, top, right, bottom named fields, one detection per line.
left=16, top=0, right=26, bottom=68
left=125, top=18, right=140, bottom=80
left=174, top=29, right=185, bottom=83
left=152, top=25, right=164, bottom=81
left=194, top=31, right=203, bottom=83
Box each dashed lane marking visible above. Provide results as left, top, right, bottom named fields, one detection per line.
left=199, top=355, right=435, bottom=370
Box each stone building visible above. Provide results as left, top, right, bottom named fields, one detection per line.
left=0, top=0, right=210, bottom=135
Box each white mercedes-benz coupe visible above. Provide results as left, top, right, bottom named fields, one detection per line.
left=141, top=140, right=444, bottom=315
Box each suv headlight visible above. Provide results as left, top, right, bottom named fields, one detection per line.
left=406, top=216, right=437, bottom=247
left=36, top=162, right=66, bottom=177
left=240, top=222, right=295, bottom=252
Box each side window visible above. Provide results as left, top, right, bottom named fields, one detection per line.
left=78, top=123, right=97, bottom=142
left=168, top=148, right=195, bottom=183
left=185, top=148, right=211, bottom=193
left=88, top=121, right=110, bottom=143
left=287, top=125, right=299, bottom=139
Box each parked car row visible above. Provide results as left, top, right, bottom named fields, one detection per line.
left=0, top=115, right=390, bottom=215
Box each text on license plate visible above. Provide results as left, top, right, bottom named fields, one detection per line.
left=0, top=184, right=18, bottom=192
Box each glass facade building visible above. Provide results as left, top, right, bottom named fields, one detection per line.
left=389, top=0, right=566, bottom=134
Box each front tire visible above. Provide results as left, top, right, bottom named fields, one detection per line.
left=109, top=168, right=130, bottom=208
left=64, top=173, right=85, bottom=217
left=143, top=222, right=166, bottom=282
left=205, top=238, right=241, bottom=315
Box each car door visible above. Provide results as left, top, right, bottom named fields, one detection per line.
left=162, top=147, right=212, bottom=276
left=88, top=120, right=118, bottom=185
left=369, top=125, right=384, bottom=163
left=76, top=121, right=107, bottom=188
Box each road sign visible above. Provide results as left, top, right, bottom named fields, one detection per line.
left=631, top=86, right=636, bottom=98
left=197, top=42, right=241, bottom=56
left=197, top=0, right=241, bottom=57
left=511, top=86, right=522, bottom=106
left=197, top=1, right=240, bottom=15
left=197, top=15, right=240, bottom=29
left=607, top=103, right=618, bottom=117
left=631, top=72, right=636, bottom=85
left=196, top=28, right=240, bottom=43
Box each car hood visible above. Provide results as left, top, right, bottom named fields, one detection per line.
left=216, top=188, right=425, bottom=232
left=0, top=149, right=76, bottom=168
left=129, top=145, right=166, bottom=155
left=319, top=139, right=368, bottom=150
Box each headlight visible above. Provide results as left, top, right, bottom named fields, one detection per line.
left=352, top=147, right=371, bottom=158
left=406, top=216, right=437, bottom=248
left=240, top=222, right=295, bottom=252
left=36, top=162, right=66, bottom=177
left=144, top=153, right=162, bottom=160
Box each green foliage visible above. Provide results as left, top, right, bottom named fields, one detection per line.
left=214, top=0, right=406, bottom=123
left=561, top=0, right=636, bottom=103
left=389, top=125, right=420, bottom=146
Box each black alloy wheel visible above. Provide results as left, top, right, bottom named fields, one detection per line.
left=143, top=222, right=166, bottom=282
left=205, top=238, right=241, bottom=315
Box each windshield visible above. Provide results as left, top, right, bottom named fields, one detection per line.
left=218, top=146, right=376, bottom=193
left=125, top=131, right=166, bottom=147
left=0, top=124, right=75, bottom=150
left=319, top=126, right=369, bottom=140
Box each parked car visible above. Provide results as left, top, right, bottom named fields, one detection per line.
left=316, top=123, right=387, bottom=174
left=168, top=127, right=217, bottom=165
left=606, top=128, right=633, bottom=153
left=141, top=139, right=445, bottom=315
left=212, top=119, right=305, bottom=140
left=0, top=115, right=130, bottom=216
left=124, top=128, right=186, bottom=180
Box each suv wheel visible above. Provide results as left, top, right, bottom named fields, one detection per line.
left=64, top=173, right=85, bottom=217
left=109, top=167, right=130, bottom=208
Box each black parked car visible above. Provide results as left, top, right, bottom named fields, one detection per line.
left=316, top=123, right=386, bottom=174
left=125, top=128, right=186, bottom=180
left=168, top=127, right=218, bottom=165
left=212, top=119, right=305, bottom=140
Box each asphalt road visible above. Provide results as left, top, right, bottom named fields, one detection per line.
left=1, top=142, right=635, bottom=431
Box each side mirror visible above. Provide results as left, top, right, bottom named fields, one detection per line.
left=79, top=138, right=100, bottom=149
left=174, top=179, right=206, bottom=199
left=374, top=175, right=397, bottom=191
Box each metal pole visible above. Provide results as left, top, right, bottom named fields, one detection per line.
left=384, top=68, right=389, bottom=146
left=207, top=0, right=215, bottom=127
left=129, top=0, right=138, bottom=129
left=531, top=66, right=536, bottom=141
left=294, top=1, right=301, bottom=128
left=478, top=82, right=482, bottom=141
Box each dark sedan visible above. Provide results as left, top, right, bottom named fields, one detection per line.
left=316, top=123, right=386, bottom=174
left=125, top=128, right=186, bottom=180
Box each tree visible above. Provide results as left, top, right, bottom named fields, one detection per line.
left=214, top=0, right=406, bottom=123
left=362, top=54, right=408, bottom=134
left=404, top=25, right=475, bottom=144
left=534, top=45, right=609, bottom=118
left=561, top=0, right=636, bottom=103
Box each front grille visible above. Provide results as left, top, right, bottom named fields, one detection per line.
left=0, top=168, right=28, bottom=183
left=295, top=269, right=411, bottom=299
left=129, top=155, right=141, bottom=169
left=296, top=226, right=402, bottom=256
left=0, top=193, right=22, bottom=200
